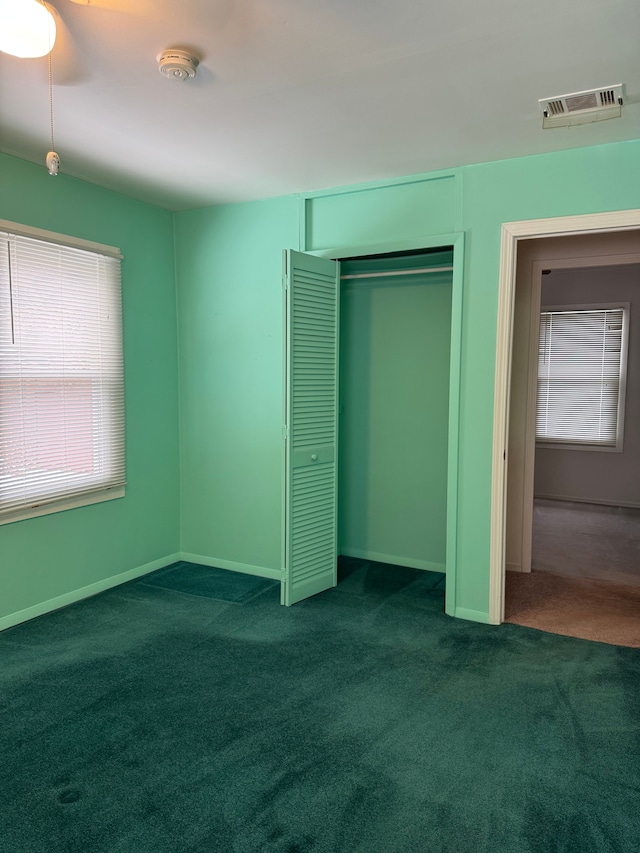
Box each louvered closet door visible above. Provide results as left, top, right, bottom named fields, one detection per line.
left=283, top=250, right=340, bottom=606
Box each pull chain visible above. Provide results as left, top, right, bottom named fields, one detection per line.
left=49, top=49, right=54, bottom=151
left=45, top=4, right=60, bottom=176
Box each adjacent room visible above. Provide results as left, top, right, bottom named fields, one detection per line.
left=1, top=1, right=639, bottom=850
left=504, top=239, right=640, bottom=645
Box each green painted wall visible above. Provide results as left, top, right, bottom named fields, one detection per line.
left=339, top=271, right=451, bottom=570
left=0, top=153, right=180, bottom=622
left=175, top=138, right=640, bottom=621
left=175, top=198, right=299, bottom=571
left=455, top=141, right=640, bottom=617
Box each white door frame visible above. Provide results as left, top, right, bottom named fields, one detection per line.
left=489, top=209, right=640, bottom=625
left=507, top=258, right=546, bottom=576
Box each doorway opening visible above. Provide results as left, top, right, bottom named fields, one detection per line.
left=491, top=211, right=640, bottom=643
left=506, top=249, right=640, bottom=643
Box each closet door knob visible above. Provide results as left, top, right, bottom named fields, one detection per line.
left=311, top=453, right=318, bottom=462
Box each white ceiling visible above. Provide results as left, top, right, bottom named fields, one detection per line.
left=1, top=0, right=639, bottom=211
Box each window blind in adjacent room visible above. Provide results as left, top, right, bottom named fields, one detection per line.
left=536, top=306, right=627, bottom=448
left=0, top=228, right=125, bottom=522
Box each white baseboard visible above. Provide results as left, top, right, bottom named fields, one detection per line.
left=179, top=553, right=281, bottom=581
left=0, top=552, right=181, bottom=633
left=507, top=561, right=531, bottom=573
left=535, top=493, right=640, bottom=509
left=340, top=547, right=445, bottom=574
left=2, top=547, right=458, bottom=634
left=452, top=606, right=492, bottom=625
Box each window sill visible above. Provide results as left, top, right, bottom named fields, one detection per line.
left=535, top=442, right=623, bottom=454
left=0, top=486, right=126, bottom=526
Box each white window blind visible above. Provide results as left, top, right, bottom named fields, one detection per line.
left=536, top=306, right=627, bottom=449
left=0, top=227, right=125, bottom=522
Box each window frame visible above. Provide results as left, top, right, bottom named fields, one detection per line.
left=0, top=219, right=125, bottom=525
left=535, top=301, right=630, bottom=453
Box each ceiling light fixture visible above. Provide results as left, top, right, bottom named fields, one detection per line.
left=0, top=0, right=57, bottom=59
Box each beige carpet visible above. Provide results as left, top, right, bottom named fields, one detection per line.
left=505, top=570, right=640, bottom=647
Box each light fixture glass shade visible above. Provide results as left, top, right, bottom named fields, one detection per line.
left=0, top=0, right=57, bottom=58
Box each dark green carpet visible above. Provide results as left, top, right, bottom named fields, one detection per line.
left=1, top=557, right=639, bottom=853
left=138, top=561, right=279, bottom=603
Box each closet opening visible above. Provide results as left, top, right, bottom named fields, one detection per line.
left=336, top=247, right=453, bottom=599
left=283, top=236, right=464, bottom=610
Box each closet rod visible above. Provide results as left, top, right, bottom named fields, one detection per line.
left=340, top=265, right=453, bottom=280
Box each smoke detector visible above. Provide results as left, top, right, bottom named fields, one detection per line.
left=157, top=49, right=199, bottom=82
left=539, top=85, right=623, bottom=128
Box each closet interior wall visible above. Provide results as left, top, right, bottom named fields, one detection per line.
left=338, top=250, right=453, bottom=573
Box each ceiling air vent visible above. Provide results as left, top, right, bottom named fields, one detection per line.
left=547, top=99, right=565, bottom=116
left=539, top=84, right=623, bottom=128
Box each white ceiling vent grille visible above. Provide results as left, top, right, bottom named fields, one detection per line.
left=539, top=85, right=623, bottom=128
left=547, top=99, right=565, bottom=116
